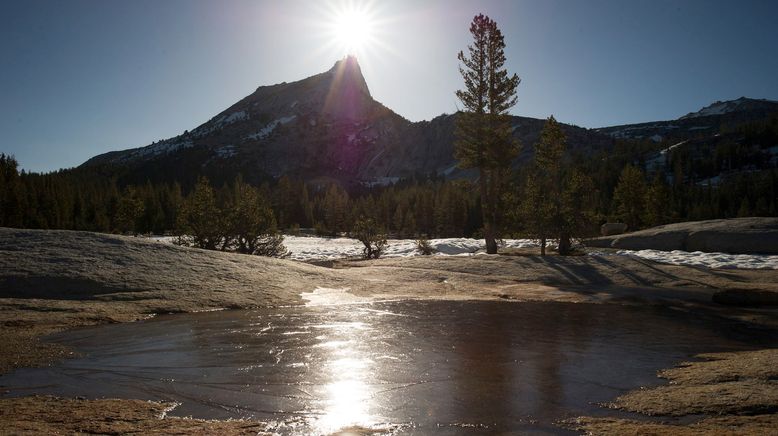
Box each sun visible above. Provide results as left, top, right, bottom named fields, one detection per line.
left=310, top=1, right=392, bottom=69
left=329, top=5, right=377, bottom=56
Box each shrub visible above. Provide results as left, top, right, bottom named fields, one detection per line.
left=415, top=238, right=435, bottom=255
left=352, top=217, right=388, bottom=259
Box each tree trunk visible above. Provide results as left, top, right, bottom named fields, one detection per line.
left=558, top=232, right=571, bottom=255
left=540, top=236, right=546, bottom=256
left=480, top=169, right=498, bottom=254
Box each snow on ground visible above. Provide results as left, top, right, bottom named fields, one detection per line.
left=149, top=235, right=537, bottom=260
left=147, top=235, right=778, bottom=270
left=283, top=236, right=538, bottom=261
left=592, top=249, right=778, bottom=270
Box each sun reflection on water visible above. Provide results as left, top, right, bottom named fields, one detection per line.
left=312, top=317, right=378, bottom=434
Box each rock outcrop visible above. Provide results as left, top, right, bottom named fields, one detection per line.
left=586, top=217, right=778, bottom=254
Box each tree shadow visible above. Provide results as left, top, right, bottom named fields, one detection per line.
left=521, top=255, right=722, bottom=304
left=526, top=255, right=615, bottom=286
left=0, top=276, right=143, bottom=300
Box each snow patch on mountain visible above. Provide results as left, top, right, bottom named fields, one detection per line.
left=680, top=97, right=778, bottom=120
left=215, top=145, right=237, bottom=158
left=192, top=110, right=250, bottom=138
left=222, top=110, right=248, bottom=124
left=661, top=140, right=687, bottom=155
left=606, top=124, right=674, bottom=139
left=365, top=148, right=385, bottom=168
left=245, top=115, right=297, bottom=141
left=440, top=164, right=459, bottom=176
left=122, top=139, right=195, bottom=161
left=361, top=177, right=399, bottom=188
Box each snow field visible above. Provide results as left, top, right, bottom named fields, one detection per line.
left=148, top=235, right=778, bottom=270
left=597, top=249, right=778, bottom=270
left=282, top=236, right=539, bottom=261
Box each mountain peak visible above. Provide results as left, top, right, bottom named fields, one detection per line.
left=330, top=54, right=360, bottom=70
left=320, top=55, right=372, bottom=120
left=680, top=97, right=778, bottom=120
left=327, top=55, right=370, bottom=98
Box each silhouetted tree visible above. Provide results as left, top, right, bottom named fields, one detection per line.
left=352, top=216, right=387, bottom=259
left=612, top=165, right=647, bottom=230
left=115, top=186, right=144, bottom=234
left=226, top=176, right=288, bottom=257
left=644, top=172, right=671, bottom=227
left=176, top=176, right=222, bottom=249
left=558, top=169, right=597, bottom=254
left=455, top=13, right=521, bottom=254
left=530, top=116, right=566, bottom=255
left=0, top=154, right=24, bottom=228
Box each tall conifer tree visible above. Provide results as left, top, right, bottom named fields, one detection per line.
left=455, top=14, right=521, bottom=254
left=533, top=116, right=566, bottom=255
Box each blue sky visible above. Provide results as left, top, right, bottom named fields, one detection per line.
left=2, top=0, right=778, bottom=172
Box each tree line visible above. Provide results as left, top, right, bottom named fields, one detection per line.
left=3, top=149, right=775, bottom=247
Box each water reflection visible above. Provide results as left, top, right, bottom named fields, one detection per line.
left=0, top=301, right=774, bottom=435
left=314, top=321, right=377, bottom=433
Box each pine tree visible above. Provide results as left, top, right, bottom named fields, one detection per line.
left=644, top=173, right=671, bottom=227
left=321, top=184, right=350, bottom=235
left=115, top=186, right=144, bottom=235
left=612, top=165, right=647, bottom=230
left=176, top=176, right=222, bottom=250
left=517, top=173, right=553, bottom=254
left=530, top=116, right=566, bottom=255
left=455, top=13, right=521, bottom=254
left=226, top=176, right=287, bottom=257
left=558, top=169, right=597, bottom=254
left=0, top=154, right=24, bottom=228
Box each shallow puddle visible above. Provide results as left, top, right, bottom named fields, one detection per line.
left=1, top=301, right=775, bottom=434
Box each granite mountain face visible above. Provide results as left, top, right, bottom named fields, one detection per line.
left=83, top=57, right=778, bottom=187
left=596, top=97, right=778, bottom=184
left=82, top=57, right=613, bottom=187
left=597, top=97, right=778, bottom=142
left=85, top=57, right=413, bottom=186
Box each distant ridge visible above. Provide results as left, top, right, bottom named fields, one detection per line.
left=81, top=56, right=611, bottom=187
left=81, top=60, right=777, bottom=188
left=680, top=97, right=778, bottom=120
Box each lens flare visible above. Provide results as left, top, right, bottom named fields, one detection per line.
left=328, top=3, right=377, bottom=56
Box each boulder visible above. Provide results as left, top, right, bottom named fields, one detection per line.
left=585, top=217, right=778, bottom=254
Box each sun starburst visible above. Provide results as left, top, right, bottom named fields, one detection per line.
left=328, top=3, right=377, bottom=56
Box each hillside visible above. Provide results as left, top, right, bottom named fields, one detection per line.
left=81, top=56, right=613, bottom=187
left=79, top=58, right=778, bottom=193
left=597, top=97, right=778, bottom=185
